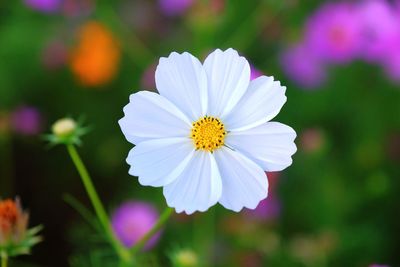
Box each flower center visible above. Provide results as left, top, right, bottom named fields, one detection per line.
left=191, top=116, right=226, bottom=152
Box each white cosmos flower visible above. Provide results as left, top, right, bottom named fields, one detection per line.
left=119, top=48, right=296, bottom=214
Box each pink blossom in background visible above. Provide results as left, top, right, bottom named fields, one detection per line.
left=11, top=106, right=42, bottom=136
left=381, top=38, right=400, bottom=83
left=250, top=65, right=263, bottom=80
left=246, top=194, right=280, bottom=221
left=159, top=0, right=194, bottom=16
left=382, top=53, right=400, bottom=83
left=111, top=201, right=161, bottom=249
left=304, top=2, right=362, bottom=64
left=41, top=40, right=68, bottom=70
left=369, top=264, right=390, bottom=267
left=245, top=172, right=280, bottom=221
left=358, top=0, right=400, bottom=62
left=24, top=0, right=61, bottom=12
left=141, top=63, right=157, bottom=91
left=61, top=0, right=94, bottom=17
left=280, top=43, right=326, bottom=89
left=299, top=128, right=325, bottom=153
left=279, top=1, right=400, bottom=86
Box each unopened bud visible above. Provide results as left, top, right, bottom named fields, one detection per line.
left=174, top=249, right=198, bottom=267
left=52, top=118, right=76, bottom=137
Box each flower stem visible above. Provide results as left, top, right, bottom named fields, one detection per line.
left=1, top=254, right=7, bottom=267
left=130, top=207, right=174, bottom=255
left=66, top=144, right=131, bottom=263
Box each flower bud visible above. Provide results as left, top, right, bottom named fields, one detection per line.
left=0, top=198, right=42, bottom=259
left=0, top=199, right=27, bottom=245
left=172, top=249, right=198, bottom=267
left=52, top=118, right=76, bottom=137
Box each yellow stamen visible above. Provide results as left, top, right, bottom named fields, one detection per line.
left=190, top=115, right=226, bottom=152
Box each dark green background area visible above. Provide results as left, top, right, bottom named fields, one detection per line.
left=0, top=0, right=399, bottom=266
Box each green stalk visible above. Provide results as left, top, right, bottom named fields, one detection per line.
left=66, top=144, right=131, bottom=263
left=130, top=207, right=174, bottom=255
left=1, top=254, right=7, bottom=267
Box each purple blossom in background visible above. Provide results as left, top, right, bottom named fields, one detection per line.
left=280, top=44, right=326, bottom=89
left=250, top=65, right=262, bottom=80
left=141, top=63, right=157, bottom=91
left=245, top=172, right=280, bottom=221
left=111, top=201, right=161, bottom=249
left=358, top=0, right=400, bottom=62
left=159, top=0, right=194, bottom=16
left=11, top=106, right=42, bottom=135
left=245, top=194, right=280, bottom=221
left=379, top=2, right=400, bottom=83
left=24, top=0, right=60, bottom=12
left=381, top=41, right=400, bottom=82
left=304, top=2, right=362, bottom=64
left=369, top=264, right=390, bottom=267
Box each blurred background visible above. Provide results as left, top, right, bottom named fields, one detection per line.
left=0, top=0, right=399, bottom=266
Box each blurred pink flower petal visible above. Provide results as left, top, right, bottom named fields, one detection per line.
left=245, top=172, right=280, bottom=220
left=141, top=63, right=157, bottom=91
left=159, top=0, right=194, bottom=16
left=358, top=0, right=400, bottom=62
left=111, top=201, right=161, bottom=249
left=11, top=106, right=42, bottom=136
left=304, top=2, right=362, bottom=63
left=250, top=65, right=263, bottom=81
left=24, top=0, right=61, bottom=12
left=245, top=194, right=280, bottom=221
left=41, top=40, right=68, bottom=70
left=281, top=43, right=326, bottom=88
left=381, top=37, right=400, bottom=82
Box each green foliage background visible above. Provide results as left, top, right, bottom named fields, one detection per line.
left=0, top=0, right=399, bottom=266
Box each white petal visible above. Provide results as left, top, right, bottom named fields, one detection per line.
left=223, top=76, right=287, bottom=131
left=127, top=138, right=194, bottom=187
left=155, top=52, right=208, bottom=121
left=119, top=91, right=191, bottom=144
left=203, top=48, right=250, bottom=117
left=226, top=122, right=297, bottom=172
left=214, top=147, right=268, bottom=212
left=163, top=151, right=222, bottom=214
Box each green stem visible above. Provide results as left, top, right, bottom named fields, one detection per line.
left=66, top=144, right=131, bottom=263
left=193, top=211, right=215, bottom=267
left=1, top=254, right=7, bottom=267
left=130, top=207, right=174, bottom=255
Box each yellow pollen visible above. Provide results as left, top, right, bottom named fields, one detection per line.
left=190, top=116, right=226, bottom=152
